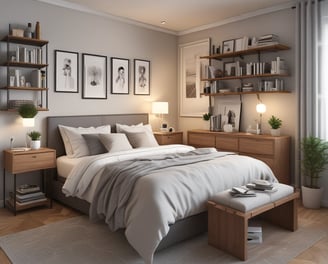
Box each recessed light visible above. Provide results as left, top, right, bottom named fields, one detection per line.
left=161, top=21, right=166, bottom=25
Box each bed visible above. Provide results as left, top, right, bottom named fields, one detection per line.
left=46, top=113, right=277, bottom=264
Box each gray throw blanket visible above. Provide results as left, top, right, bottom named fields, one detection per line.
left=89, top=148, right=232, bottom=230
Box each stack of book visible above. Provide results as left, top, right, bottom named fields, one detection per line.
left=246, top=180, right=277, bottom=192
left=257, top=34, right=279, bottom=46
left=11, top=184, right=47, bottom=206
left=230, top=187, right=256, bottom=197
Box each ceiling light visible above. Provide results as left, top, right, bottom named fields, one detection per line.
left=161, top=21, right=166, bottom=25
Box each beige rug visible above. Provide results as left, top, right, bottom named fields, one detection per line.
left=0, top=215, right=325, bottom=264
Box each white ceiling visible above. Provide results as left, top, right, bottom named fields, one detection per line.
left=39, top=0, right=295, bottom=35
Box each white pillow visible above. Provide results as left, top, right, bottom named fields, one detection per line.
left=98, top=133, right=133, bottom=152
left=125, top=131, right=158, bottom=148
left=58, top=125, right=111, bottom=158
left=116, top=123, right=158, bottom=148
left=116, top=123, right=143, bottom=133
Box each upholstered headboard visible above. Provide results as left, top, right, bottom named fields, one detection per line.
left=47, top=113, right=149, bottom=157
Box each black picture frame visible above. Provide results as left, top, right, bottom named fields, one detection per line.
left=223, top=61, right=237, bottom=76
left=111, top=57, right=129, bottom=94
left=82, top=53, right=107, bottom=99
left=134, top=59, right=150, bottom=95
left=222, top=39, right=235, bottom=54
left=54, top=50, right=79, bottom=93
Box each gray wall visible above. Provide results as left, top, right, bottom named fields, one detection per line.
left=0, top=0, right=178, bottom=206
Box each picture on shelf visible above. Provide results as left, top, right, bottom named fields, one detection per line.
left=222, top=39, right=235, bottom=53
left=217, top=102, right=242, bottom=132
left=223, top=61, right=237, bottom=76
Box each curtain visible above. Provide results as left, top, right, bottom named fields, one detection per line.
left=295, top=0, right=328, bottom=187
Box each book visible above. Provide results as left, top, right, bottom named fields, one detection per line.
left=16, top=197, right=47, bottom=206
left=31, top=69, right=41, bottom=87
left=230, top=187, right=256, bottom=197
left=16, top=191, right=45, bottom=200
left=16, top=184, right=40, bottom=194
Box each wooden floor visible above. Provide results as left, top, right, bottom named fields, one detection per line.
left=0, top=200, right=327, bottom=263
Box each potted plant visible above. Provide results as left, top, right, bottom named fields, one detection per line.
left=268, top=115, right=282, bottom=136
left=301, top=136, right=328, bottom=209
left=202, top=112, right=212, bottom=130
left=28, top=130, right=41, bottom=149
left=18, top=103, right=38, bottom=118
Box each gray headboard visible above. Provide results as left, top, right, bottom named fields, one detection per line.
left=47, top=113, right=149, bottom=157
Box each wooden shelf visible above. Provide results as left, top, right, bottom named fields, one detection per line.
left=6, top=198, right=50, bottom=211
left=1, top=35, right=48, bottom=46
left=200, top=43, right=290, bottom=60
left=201, top=73, right=288, bottom=82
left=2, top=61, right=48, bottom=69
left=201, top=90, right=291, bottom=97
left=0, top=86, right=48, bottom=91
left=2, top=107, right=49, bottom=112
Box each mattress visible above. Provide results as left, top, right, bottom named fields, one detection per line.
left=57, top=155, right=86, bottom=178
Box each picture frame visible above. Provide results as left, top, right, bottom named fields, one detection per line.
left=111, top=57, right=129, bottom=94
left=217, top=101, right=242, bottom=132
left=223, top=61, right=237, bottom=76
left=54, top=50, right=79, bottom=93
left=82, top=53, right=107, bottom=99
left=134, top=59, right=150, bottom=95
left=222, top=39, right=235, bottom=54
left=234, top=37, right=244, bottom=52
left=178, top=38, right=210, bottom=117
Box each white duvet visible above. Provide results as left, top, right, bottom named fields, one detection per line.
left=62, top=145, right=277, bottom=264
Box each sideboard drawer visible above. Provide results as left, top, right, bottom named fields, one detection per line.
left=239, top=138, right=274, bottom=155
left=188, top=132, right=215, bottom=147
left=215, top=136, right=238, bottom=152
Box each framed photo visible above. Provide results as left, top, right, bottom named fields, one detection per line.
left=178, top=38, right=210, bottom=117
left=222, top=39, right=235, bottom=54
left=218, top=101, right=242, bottom=132
left=234, top=37, right=244, bottom=52
left=223, top=61, right=237, bottom=76
left=134, top=59, right=150, bottom=95
left=54, top=50, right=79, bottom=93
left=111, top=57, right=129, bottom=94
left=82, top=53, right=107, bottom=99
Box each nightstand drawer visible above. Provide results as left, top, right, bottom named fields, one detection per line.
left=5, top=149, right=56, bottom=174
left=154, top=132, right=183, bottom=145
left=215, top=136, right=238, bottom=151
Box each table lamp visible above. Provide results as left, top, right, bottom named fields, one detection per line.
left=152, top=102, right=169, bottom=131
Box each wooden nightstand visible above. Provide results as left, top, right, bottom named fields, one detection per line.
left=154, top=131, right=183, bottom=145
left=3, top=147, right=56, bottom=215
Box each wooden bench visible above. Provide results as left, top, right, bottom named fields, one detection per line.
left=207, top=183, right=299, bottom=261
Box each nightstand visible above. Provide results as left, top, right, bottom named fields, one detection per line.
left=3, top=147, right=56, bottom=215
left=153, top=131, right=183, bottom=145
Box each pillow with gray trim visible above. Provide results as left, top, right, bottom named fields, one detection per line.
left=98, top=133, right=133, bottom=152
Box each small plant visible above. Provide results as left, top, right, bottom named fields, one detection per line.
left=203, top=112, right=212, bottom=121
left=18, top=103, right=38, bottom=118
left=28, top=131, right=41, bottom=141
left=301, top=136, right=328, bottom=188
left=268, top=115, right=282, bottom=129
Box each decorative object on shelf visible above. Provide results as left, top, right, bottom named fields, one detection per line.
left=24, top=23, right=33, bottom=38
left=223, top=61, right=237, bottom=76
left=179, top=38, right=210, bottom=117
left=222, top=39, right=235, bottom=53
left=134, top=59, right=150, bottom=95
left=82, top=53, right=107, bottom=99
left=28, top=130, right=41, bottom=149
left=256, top=95, right=266, bottom=134
left=35, top=21, right=40, bottom=39
left=55, top=50, right=79, bottom=93
left=202, top=112, right=212, bottom=121
left=152, top=101, right=169, bottom=131
left=18, top=103, right=38, bottom=118
left=218, top=101, right=241, bottom=132
left=268, top=115, right=282, bottom=136
left=301, top=136, right=328, bottom=209
left=111, top=57, right=129, bottom=94
left=202, top=112, right=212, bottom=130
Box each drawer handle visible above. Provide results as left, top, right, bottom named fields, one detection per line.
left=31, top=155, right=37, bottom=158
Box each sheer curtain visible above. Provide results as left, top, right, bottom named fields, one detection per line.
left=295, top=0, right=328, bottom=187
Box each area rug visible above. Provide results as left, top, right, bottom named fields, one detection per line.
left=0, top=215, right=325, bottom=264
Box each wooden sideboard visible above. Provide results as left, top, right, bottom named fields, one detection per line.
left=187, top=130, right=291, bottom=184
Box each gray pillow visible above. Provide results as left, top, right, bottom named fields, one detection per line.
left=82, top=134, right=107, bottom=156
left=125, top=131, right=158, bottom=148
left=98, top=133, right=133, bottom=152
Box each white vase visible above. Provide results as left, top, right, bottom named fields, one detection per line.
left=301, top=186, right=324, bottom=209
left=30, top=140, right=41, bottom=149
left=270, top=128, right=281, bottom=136
left=202, top=120, right=210, bottom=130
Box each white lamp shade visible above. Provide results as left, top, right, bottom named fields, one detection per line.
left=256, top=103, right=267, bottom=114
left=22, top=118, right=35, bottom=127
left=152, top=102, right=168, bottom=114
